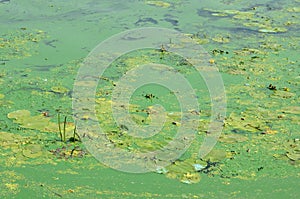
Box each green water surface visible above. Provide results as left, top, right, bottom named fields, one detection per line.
left=0, top=0, right=299, bottom=198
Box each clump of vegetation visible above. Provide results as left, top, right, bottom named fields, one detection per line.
left=56, top=111, right=80, bottom=143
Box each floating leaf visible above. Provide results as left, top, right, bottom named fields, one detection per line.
left=212, top=36, right=230, bottom=43
left=261, top=128, right=277, bottom=135
left=165, top=160, right=201, bottom=184
left=286, top=150, right=300, bottom=161
left=7, top=110, right=31, bottom=120
left=180, top=172, right=201, bottom=184
left=22, top=144, right=43, bottom=158
left=193, top=164, right=205, bottom=171
left=225, top=112, right=268, bottom=133
left=233, top=12, right=254, bottom=20
left=0, top=29, right=46, bottom=60
left=0, top=132, right=23, bottom=148
left=51, top=86, right=69, bottom=94
left=271, top=90, right=296, bottom=99
left=211, top=13, right=228, bottom=17
left=258, top=27, right=288, bottom=33
left=130, top=113, right=151, bottom=125
left=223, top=9, right=240, bottom=14
left=203, top=149, right=227, bottom=162
left=281, top=106, right=300, bottom=114
left=156, top=166, right=168, bottom=174
left=146, top=1, right=171, bottom=8
left=219, top=134, right=248, bottom=143
left=286, top=7, right=300, bottom=12
left=7, top=110, right=73, bottom=133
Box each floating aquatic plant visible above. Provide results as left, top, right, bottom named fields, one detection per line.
left=49, top=145, right=87, bottom=160
left=7, top=110, right=57, bottom=132
left=145, top=1, right=171, bottom=8
left=0, top=131, right=54, bottom=166
left=22, top=144, right=43, bottom=158
left=56, top=110, right=80, bottom=143
left=0, top=29, right=46, bottom=60
left=50, top=86, right=69, bottom=95
left=7, top=109, right=79, bottom=143
left=219, top=133, right=248, bottom=143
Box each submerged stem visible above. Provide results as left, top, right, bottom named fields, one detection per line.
left=57, top=112, right=63, bottom=141
left=63, top=116, right=67, bottom=142
left=73, top=125, right=76, bottom=142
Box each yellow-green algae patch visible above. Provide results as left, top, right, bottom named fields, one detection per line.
left=0, top=170, right=24, bottom=198
left=219, top=134, right=248, bottom=144
left=7, top=109, right=74, bottom=134
left=50, top=85, right=69, bottom=94
left=0, top=131, right=54, bottom=166
left=202, top=6, right=294, bottom=33
left=0, top=93, right=13, bottom=107
left=0, top=29, right=46, bottom=60
left=146, top=1, right=171, bottom=8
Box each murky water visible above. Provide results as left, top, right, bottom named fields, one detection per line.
left=0, top=0, right=299, bottom=198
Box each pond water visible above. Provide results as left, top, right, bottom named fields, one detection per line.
left=0, top=0, right=299, bottom=198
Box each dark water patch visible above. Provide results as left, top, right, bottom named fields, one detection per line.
left=225, top=26, right=259, bottom=34
left=5, top=86, right=44, bottom=95
left=0, top=1, right=124, bottom=23
left=121, top=33, right=146, bottom=41
left=164, top=18, right=179, bottom=26
left=44, top=39, right=58, bottom=48
left=249, top=2, right=284, bottom=11
left=48, top=89, right=72, bottom=98
left=135, top=17, right=158, bottom=26
left=163, top=14, right=179, bottom=26
left=197, top=8, right=230, bottom=18
left=231, top=128, right=252, bottom=135
left=32, top=64, right=57, bottom=72
left=0, top=0, right=9, bottom=4
left=197, top=9, right=214, bottom=17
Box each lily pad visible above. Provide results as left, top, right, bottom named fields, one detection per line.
left=225, top=112, right=268, bottom=133
left=51, top=86, right=69, bottom=94
left=212, top=35, right=230, bottom=43
left=0, top=29, right=46, bottom=60
left=271, top=90, right=296, bottom=99
left=258, top=27, right=288, bottom=33
left=165, top=160, right=202, bottom=184
left=211, top=13, right=228, bottom=17
left=193, top=163, right=205, bottom=171
left=22, top=144, right=43, bottom=158
left=156, top=166, right=168, bottom=174
left=233, top=12, right=254, bottom=20
left=146, top=1, right=171, bottom=8
left=7, top=110, right=74, bottom=133
left=7, top=110, right=31, bottom=120
left=0, top=132, right=23, bottom=148
left=286, top=151, right=300, bottom=161
left=287, top=7, right=300, bottom=12
left=219, top=134, right=248, bottom=143
left=180, top=172, right=201, bottom=184
left=281, top=106, right=300, bottom=114
left=203, top=149, right=227, bottom=162
left=130, top=113, right=151, bottom=125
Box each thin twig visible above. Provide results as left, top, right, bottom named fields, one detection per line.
left=73, top=125, right=76, bottom=142
left=57, top=112, right=62, bottom=141
left=63, top=116, right=67, bottom=142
